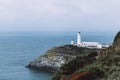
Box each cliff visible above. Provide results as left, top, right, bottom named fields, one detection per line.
left=27, top=45, right=100, bottom=72
left=51, top=31, right=120, bottom=80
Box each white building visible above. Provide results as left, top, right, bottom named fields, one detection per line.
left=71, top=41, right=74, bottom=45
left=71, top=32, right=109, bottom=49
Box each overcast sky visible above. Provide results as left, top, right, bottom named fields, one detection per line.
left=0, top=0, right=120, bottom=33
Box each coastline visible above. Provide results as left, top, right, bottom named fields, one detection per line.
left=26, top=45, right=101, bottom=72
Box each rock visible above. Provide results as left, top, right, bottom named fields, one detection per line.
left=27, top=45, right=99, bottom=72
left=27, top=55, right=67, bottom=72
left=26, top=45, right=79, bottom=72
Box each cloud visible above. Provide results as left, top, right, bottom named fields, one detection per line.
left=0, top=0, right=97, bottom=20
left=0, top=0, right=120, bottom=32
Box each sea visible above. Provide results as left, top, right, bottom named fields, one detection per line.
left=0, top=32, right=114, bottom=80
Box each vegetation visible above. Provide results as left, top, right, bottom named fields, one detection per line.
left=114, top=31, right=120, bottom=43
left=45, top=45, right=100, bottom=56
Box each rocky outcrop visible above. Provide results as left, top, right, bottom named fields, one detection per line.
left=27, top=55, right=66, bottom=72
left=27, top=45, right=100, bottom=72
left=26, top=45, right=78, bottom=72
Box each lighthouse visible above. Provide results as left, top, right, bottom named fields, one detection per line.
left=70, top=32, right=109, bottom=48
left=77, top=32, right=81, bottom=45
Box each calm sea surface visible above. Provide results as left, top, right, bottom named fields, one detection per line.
left=0, top=32, right=114, bottom=80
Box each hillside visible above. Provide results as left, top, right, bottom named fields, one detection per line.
left=27, top=44, right=100, bottom=72
left=51, top=32, right=120, bottom=80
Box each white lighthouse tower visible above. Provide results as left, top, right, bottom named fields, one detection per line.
left=77, top=32, right=81, bottom=45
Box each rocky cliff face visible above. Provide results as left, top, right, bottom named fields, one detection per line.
left=27, top=45, right=76, bottom=72
left=27, top=45, right=100, bottom=72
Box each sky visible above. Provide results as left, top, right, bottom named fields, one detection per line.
left=0, top=0, right=120, bottom=33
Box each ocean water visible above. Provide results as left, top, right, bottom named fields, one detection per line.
left=0, top=32, right=114, bottom=80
